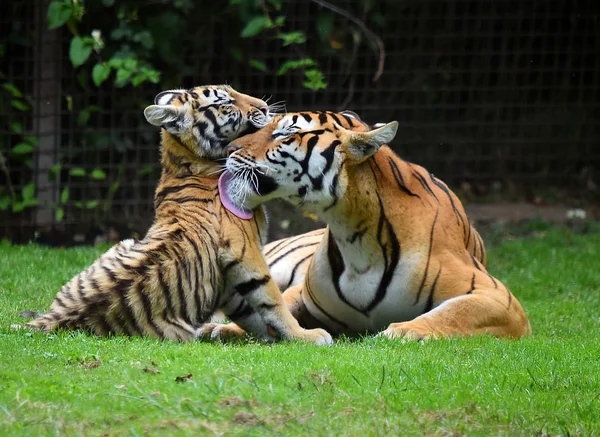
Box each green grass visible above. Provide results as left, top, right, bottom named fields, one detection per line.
left=1, top=226, right=599, bottom=436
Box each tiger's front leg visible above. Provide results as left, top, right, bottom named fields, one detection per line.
left=200, top=252, right=333, bottom=345
left=380, top=288, right=532, bottom=341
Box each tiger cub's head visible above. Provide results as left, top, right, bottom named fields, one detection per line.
left=144, top=85, right=271, bottom=160
left=219, top=111, right=398, bottom=218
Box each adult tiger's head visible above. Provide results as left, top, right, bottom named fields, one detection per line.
left=144, top=85, right=271, bottom=160
left=219, top=111, right=398, bottom=217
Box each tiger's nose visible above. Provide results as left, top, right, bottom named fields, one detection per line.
left=226, top=144, right=240, bottom=157
left=257, top=105, right=269, bottom=115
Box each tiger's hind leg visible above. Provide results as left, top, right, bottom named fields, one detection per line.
left=380, top=288, right=531, bottom=341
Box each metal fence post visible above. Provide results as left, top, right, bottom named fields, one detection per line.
left=32, top=0, right=61, bottom=228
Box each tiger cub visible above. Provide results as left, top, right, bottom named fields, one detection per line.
left=22, top=86, right=332, bottom=345
left=218, top=111, right=531, bottom=340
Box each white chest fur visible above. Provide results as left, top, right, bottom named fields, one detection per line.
left=305, top=243, right=428, bottom=334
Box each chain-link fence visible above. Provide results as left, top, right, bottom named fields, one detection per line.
left=1, top=0, right=598, bottom=243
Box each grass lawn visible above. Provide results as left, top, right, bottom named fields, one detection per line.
left=1, top=225, right=599, bottom=436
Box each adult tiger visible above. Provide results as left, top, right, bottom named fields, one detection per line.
left=217, top=111, right=531, bottom=340
left=22, top=86, right=332, bottom=345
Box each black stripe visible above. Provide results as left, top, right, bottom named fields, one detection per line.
left=326, top=230, right=364, bottom=314
left=477, top=232, right=486, bottom=265
left=155, top=183, right=211, bottom=202
left=157, top=267, right=176, bottom=318
left=340, top=113, right=355, bottom=126
left=161, top=196, right=212, bottom=205
left=411, top=170, right=439, bottom=202
left=304, top=276, right=348, bottom=329
left=367, top=194, right=401, bottom=312
left=423, top=266, right=442, bottom=314
left=466, top=273, right=476, bottom=294
left=470, top=254, right=498, bottom=288
left=323, top=173, right=340, bottom=211
left=204, top=107, right=222, bottom=136
left=300, top=113, right=312, bottom=123
left=228, top=301, right=254, bottom=320
left=137, top=284, right=163, bottom=337
left=223, top=259, right=240, bottom=273
left=114, top=278, right=142, bottom=336
left=415, top=210, right=439, bottom=304
left=388, top=157, right=421, bottom=199
left=348, top=228, right=367, bottom=244
left=234, top=275, right=271, bottom=296
left=267, top=242, right=319, bottom=268
left=284, top=253, right=314, bottom=289
left=53, top=294, right=67, bottom=309
left=329, top=113, right=343, bottom=126
left=173, top=259, right=193, bottom=325
left=429, top=173, right=465, bottom=228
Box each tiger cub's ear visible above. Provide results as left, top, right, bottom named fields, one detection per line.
left=144, top=89, right=188, bottom=132
left=341, top=121, right=398, bottom=161
left=143, top=104, right=186, bottom=131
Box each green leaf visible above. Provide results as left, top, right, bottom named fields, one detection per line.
left=55, top=207, right=64, bottom=222
left=12, top=202, right=25, bottom=213
left=102, top=0, right=115, bottom=6
left=136, top=166, right=154, bottom=176
left=249, top=59, right=268, bottom=73
left=69, top=167, right=86, bottom=177
left=11, top=143, right=34, bottom=155
left=11, top=100, right=28, bottom=111
left=47, top=1, right=73, bottom=29
left=21, top=182, right=35, bottom=201
left=108, top=181, right=120, bottom=195
left=303, top=69, right=328, bottom=90
left=0, top=196, right=9, bottom=210
left=115, top=68, right=133, bottom=86
left=2, top=83, right=23, bottom=98
left=277, top=58, right=317, bottom=76
left=90, top=168, right=106, bottom=180
left=268, top=0, right=282, bottom=10
left=240, top=16, right=268, bottom=38
left=11, top=121, right=23, bottom=133
left=278, top=31, right=306, bottom=46
left=86, top=200, right=99, bottom=209
left=92, top=63, right=111, bottom=86
left=23, top=135, right=39, bottom=146
left=69, top=36, right=92, bottom=67
left=49, top=163, right=61, bottom=180
left=60, top=187, right=69, bottom=204
left=131, top=74, right=146, bottom=87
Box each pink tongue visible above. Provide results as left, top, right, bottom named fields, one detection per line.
left=218, top=171, right=253, bottom=220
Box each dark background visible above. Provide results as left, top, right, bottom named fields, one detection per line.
left=1, top=0, right=598, bottom=244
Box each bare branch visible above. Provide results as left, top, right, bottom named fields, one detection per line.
left=310, top=0, right=386, bottom=81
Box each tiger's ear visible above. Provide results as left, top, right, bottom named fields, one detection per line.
left=341, top=121, right=398, bottom=161
left=143, top=104, right=186, bottom=131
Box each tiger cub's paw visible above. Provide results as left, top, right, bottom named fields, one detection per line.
left=196, top=323, right=247, bottom=341
left=296, top=328, right=333, bottom=346
left=379, top=322, right=438, bottom=341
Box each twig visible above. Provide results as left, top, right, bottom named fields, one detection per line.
left=310, top=0, right=386, bottom=81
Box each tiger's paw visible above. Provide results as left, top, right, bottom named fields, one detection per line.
left=379, top=322, right=439, bottom=341
left=196, top=323, right=247, bottom=342
left=295, top=328, right=333, bottom=346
